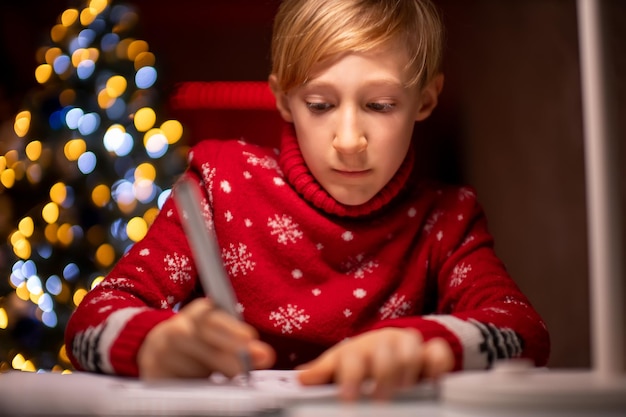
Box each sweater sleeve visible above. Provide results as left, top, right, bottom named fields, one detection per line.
left=369, top=186, right=550, bottom=371
left=64, top=170, right=207, bottom=376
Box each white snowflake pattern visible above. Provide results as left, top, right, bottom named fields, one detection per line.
left=222, top=242, right=256, bottom=277
left=353, top=288, right=367, bottom=299
left=341, top=231, right=354, bottom=241
left=407, top=207, right=417, bottom=218
left=423, top=210, right=442, bottom=234
left=139, top=248, right=150, bottom=256
left=200, top=163, right=217, bottom=203
left=98, top=305, right=113, bottom=314
left=450, top=262, right=472, bottom=287
left=273, top=177, right=285, bottom=186
left=461, top=234, right=475, bottom=246
left=166, top=209, right=174, bottom=217
left=244, top=218, right=253, bottom=227
left=224, top=211, right=233, bottom=222
left=436, top=231, right=444, bottom=241
left=291, top=269, right=303, bottom=279
left=243, top=151, right=282, bottom=174
left=135, top=266, right=144, bottom=272
left=269, top=304, right=310, bottom=334
left=160, top=299, right=169, bottom=309
left=342, top=253, right=379, bottom=279
left=220, top=180, right=232, bottom=193
left=458, top=187, right=475, bottom=201
left=88, top=290, right=126, bottom=305
left=236, top=303, right=245, bottom=314
left=457, top=214, right=464, bottom=221
left=99, top=277, right=134, bottom=289
left=343, top=309, right=352, bottom=317
left=243, top=171, right=252, bottom=179
left=267, top=214, right=303, bottom=245
left=316, top=243, right=324, bottom=250
left=379, top=293, right=412, bottom=319
left=164, top=252, right=193, bottom=284
left=312, top=288, right=321, bottom=296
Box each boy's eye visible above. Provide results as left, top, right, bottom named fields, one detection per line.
left=367, top=102, right=395, bottom=112
left=306, top=102, right=333, bottom=113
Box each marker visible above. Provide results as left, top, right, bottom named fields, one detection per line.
left=174, top=177, right=252, bottom=382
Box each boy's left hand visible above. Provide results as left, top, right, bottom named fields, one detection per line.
left=297, top=328, right=453, bottom=401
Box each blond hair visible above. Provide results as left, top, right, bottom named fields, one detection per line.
left=271, top=0, right=444, bottom=92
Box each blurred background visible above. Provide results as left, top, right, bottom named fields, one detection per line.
left=0, top=0, right=624, bottom=373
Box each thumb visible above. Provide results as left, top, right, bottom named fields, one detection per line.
left=296, top=352, right=337, bottom=386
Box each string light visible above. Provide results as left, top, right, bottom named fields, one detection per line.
left=1, top=0, right=188, bottom=372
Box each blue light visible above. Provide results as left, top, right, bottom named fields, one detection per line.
left=77, top=60, right=96, bottom=80
left=38, top=293, right=53, bottom=313
left=77, top=151, right=97, bottom=174
left=111, top=179, right=135, bottom=204
left=101, top=33, right=119, bottom=52
left=63, top=263, right=80, bottom=282
left=65, top=108, right=84, bottom=129
left=53, top=55, right=71, bottom=75
left=42, top=311, right=58, bottom=328
left=45, top=275, right=62, bottom=296
left=157, top=189, right=171, bottom=209
left=36, top=244, right=53, bottom=259
left=60, top=186, right=75, bottom=208
left=106, top=98, right=126, bottom=120
left=49, top=110, right=63, bottom=130
left=135, top=66, right=157, bottom=89
left=26, top=276, right=43, bottom=294
left=78, top=112, right=100, bottom=135
left=78, top=29, right=96, bottom=48
left=22, top=260, right=37, bottom=278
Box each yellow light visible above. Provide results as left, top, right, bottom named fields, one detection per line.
left=58, top=344, right=70, bottom=364
left=50, top=182, right=68, bottom=205
left=16, top=283, right=30, bottom=301
left=134, top=51, right=155, bottom=70
left=91, top=184, right=111, bottom=207
left=42, top=202, right=60, bottom=224
left=135, top=163, right=156, bottom=181
left=80, top=7, right=97, bottom=26
left=116, top=38, right=133, bottom=60
left=45, top=224, right=59, bottom=243
left=73, top=288, right=88, bottom=307
left=12, top=237, right=31, bottom=260
left=161, top=119, right=183, bottom=144
left=64, top=138, right=86, bottom=161
left=0, top=169, right=15, bottom=188
left=11, top=354, right=26, bottom=370
left=89, top=0, right=108, bottom=14
left=134, top=107, right=156, bottom=132
left=57, top=223, right=74, bottom=246
left=0, top=156, right=5, bottom=171
left=29, top=290, right=42, bottom=304
left=126, top=217, right=148, bottom=242
left=127, top=40, right=149, bottom=60
left=11, top=160, right=25, bottom=181
left=144, top=207, right=160, bottom=226
left=95, top=243, right=115, bottom=267
left=97, top=89, right=115, bottom=109
left=59, top=89, right=76, bottom=106
left=14, top=110, right=31, bottom=137
left=61, top=9, right=79, bottom=26
left=87, top=47, right=100, bottom=62
left=25, top=140, right=43, bottom=161
left=106, top=75, right=127, bottom=98
left=50, top=24, right=67, bottom=43
left=26, top=163, right=42, bottom=184
left=35, top=64, right=53, bottom=84
left=18, top=217, right=34, bottom=237
left=91, top=275, right=105, bottom=289
left=71, top=48, right=90, bottom=67
left=44, top=48, right=62, bottom=65
left=0, top=308, right=8, bottom=329
left=22, top=360, right=36, bottom=372
left=117, top=199, right=137, bottom=214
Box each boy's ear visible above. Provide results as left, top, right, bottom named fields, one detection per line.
left=415, top=73, right=444, bottom=121
left=269, top=74, right=294, bottom=122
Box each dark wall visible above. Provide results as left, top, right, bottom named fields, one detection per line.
left=1, top=0, right=624, bottom=370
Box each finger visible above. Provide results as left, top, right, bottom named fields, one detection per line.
left=335, top=348, right=367, bottom=402
left=248, top=339, right=276, bottom=369
left=370, top=337, right=396, bottom=400
left=421, top=337, right=454, bottom=379
left=396, top=329, right=423, bottom=387
left=297, top=350, right=338, bottom=386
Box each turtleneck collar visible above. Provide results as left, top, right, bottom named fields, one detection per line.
left=278, top=124, right=415, bottom=218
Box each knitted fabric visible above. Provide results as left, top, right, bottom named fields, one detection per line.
left=65, top=125, right=550, bottom=375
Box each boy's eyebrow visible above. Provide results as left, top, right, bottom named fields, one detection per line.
left=302, top=78, right=406, bottom=90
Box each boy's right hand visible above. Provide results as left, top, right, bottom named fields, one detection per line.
left=137, top=298, right=276, bottom=379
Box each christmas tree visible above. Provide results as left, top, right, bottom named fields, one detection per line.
left=0, top=0, right=187, bottom=372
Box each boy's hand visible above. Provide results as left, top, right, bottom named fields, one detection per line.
left=138, top=298, right=276, bottom=379
left=297, top=328, right=453, bottom=401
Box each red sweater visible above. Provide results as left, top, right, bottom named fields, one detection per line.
left=65, top=125, right=550, bottom=376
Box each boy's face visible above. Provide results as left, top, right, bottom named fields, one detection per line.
left=272, top=45, right=441, bottom=206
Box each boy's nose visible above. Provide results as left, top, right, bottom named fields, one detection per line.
left=332, top=109, right=367, bottom=154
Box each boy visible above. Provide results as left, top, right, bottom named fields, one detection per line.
left=65, top=0, right=550, bottom=401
